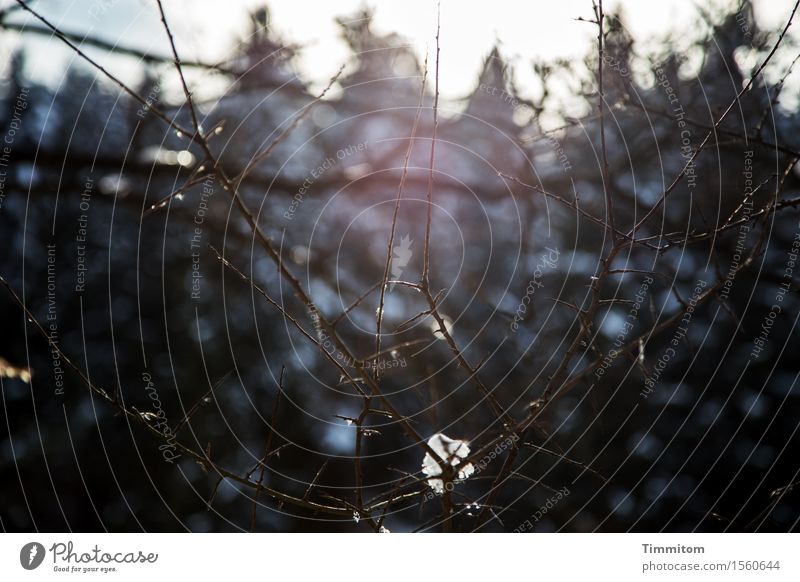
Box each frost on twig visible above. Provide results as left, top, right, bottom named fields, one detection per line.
left=421, top=433, right=474, bottom=494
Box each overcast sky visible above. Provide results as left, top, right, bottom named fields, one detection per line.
left=3, top=0, right=798, bottom=106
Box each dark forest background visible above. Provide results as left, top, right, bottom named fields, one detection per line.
left=1, top=1, right=799, bottom=532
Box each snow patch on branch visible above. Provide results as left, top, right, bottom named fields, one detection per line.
left=421, top=433, right=474, bottom=494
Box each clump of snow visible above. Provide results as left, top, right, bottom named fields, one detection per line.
left=421, top=433, right=474, bottom=494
